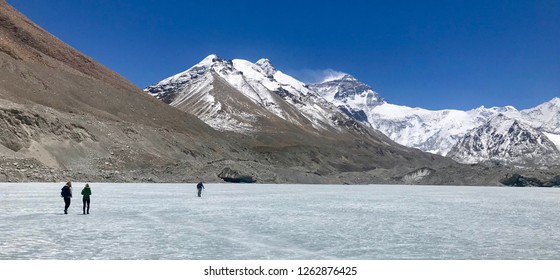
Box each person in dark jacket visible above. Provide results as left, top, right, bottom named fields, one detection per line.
left=60, top=181, right=72, bottom=214
left=196, top=182, right=205, bottom=197
left=81, top=183, right=92, bottom=215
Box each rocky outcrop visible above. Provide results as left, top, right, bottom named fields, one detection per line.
left=0, top=108, right=95, bottom=152
left=500, top=173, right=560, bottom=187
left=217, top=167, right=256, bottom=183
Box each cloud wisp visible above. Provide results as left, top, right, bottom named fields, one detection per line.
left=286, top=68, right=347, bottom=85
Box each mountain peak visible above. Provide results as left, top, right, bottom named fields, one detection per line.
left=310, top=73, right=386, bottom=108
left=256, top=58, right=272, bottom=66
left=548, top=97, right=560, bottom=106
left=339, top=74, right=357, bottom=81
left=198, top=54, right=222, bottom=66
left=255, top=58, right=276, bottom=76
left=489, top=113, right=513, bottom=123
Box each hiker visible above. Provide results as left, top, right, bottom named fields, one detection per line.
left=81, top=183, right=92, bottom=215
left=197, top=182, right=205, bottom=197
left=60, top=181, right=72, bottom=214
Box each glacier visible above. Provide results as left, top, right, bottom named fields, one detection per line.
left=2, top=183, right=560, bottom=260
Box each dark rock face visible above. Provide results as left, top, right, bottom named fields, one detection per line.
left=338, top=106, right=369, bottom=123
left=499, top=173, right=560, bottom=187
left=218, top=167, right=256, bottom=183
left=549, top=175, right=560, bottom=186
left=500, top=173, right=528, bottom=186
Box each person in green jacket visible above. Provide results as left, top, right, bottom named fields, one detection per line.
left=81, top=183, right=92, bottom=215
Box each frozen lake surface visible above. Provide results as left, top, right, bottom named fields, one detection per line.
left=1, top=183, right=559, bottom=260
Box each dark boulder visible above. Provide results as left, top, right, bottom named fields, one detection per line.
left=218, top=167, right=256, bottom=183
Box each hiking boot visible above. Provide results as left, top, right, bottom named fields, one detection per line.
left=64, top=210, right=67, bottom=214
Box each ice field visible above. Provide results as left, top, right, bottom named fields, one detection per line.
left=1, top=183, right=559, bottom=259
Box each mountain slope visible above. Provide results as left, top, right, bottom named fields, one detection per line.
left=447, top=114, right=560, bottom=166
left=519, top=97, right=560, bottom=134
left=0, top=0, right=236, bottom=181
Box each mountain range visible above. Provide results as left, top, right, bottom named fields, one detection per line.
left=447, top=114, right=560, bottom=166
left=1, top=0, right=559, bottom=185
left=147, top=55, right=560, bottom=169
left=311, top=74, right=560, bottom=167
left=144, top=54, right=472, bottom=184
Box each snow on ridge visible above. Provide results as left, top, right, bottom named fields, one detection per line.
left=199, top=54, right=219, bottom=66
left=368, top=103, right=485, bottom=154
left=518, top=97, right=560, bottom=134
left=147, top=54, right=222, bottom=94
left=544, top=132, right=560, bottom=151
left=273, top=70, right=309, bottom=94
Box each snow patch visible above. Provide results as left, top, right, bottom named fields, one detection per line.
left=544, top=132, right=560, bottom=151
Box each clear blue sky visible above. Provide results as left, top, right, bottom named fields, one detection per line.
left=7, top=0, right=560, bottom=110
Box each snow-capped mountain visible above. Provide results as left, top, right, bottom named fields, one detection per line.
left=311, top=76, right=516, bottom=155
left=146, top=55, right=559, bottom=168
left=519, top=97, right=560, bottom=134
left=145, top=55, right=347, bottom=134
left=447, top=114, right=560, bottom=166
left=145, top=55, right=466, bottom=183
left=311, top=74, right=385, bottom=123
left=311, top=74, right=560, bottom=166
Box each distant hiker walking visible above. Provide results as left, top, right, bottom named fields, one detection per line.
left=81, top=183, right=92, bottom=215
left=60, top=182, right=72, bottom=214
left=197, top=182, right=205, bottom=197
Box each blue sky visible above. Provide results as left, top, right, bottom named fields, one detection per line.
left=7, top=0, right=559, bottom=110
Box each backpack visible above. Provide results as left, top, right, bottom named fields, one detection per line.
left=61, top=186, right=69, bottom=197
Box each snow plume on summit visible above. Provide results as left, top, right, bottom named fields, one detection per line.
left=289, top=69, right=348, bottom=84
left=319, top=69, right=348, bottom=83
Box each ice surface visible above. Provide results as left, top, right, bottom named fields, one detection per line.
left=1, top=183, right=560, bottom=260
